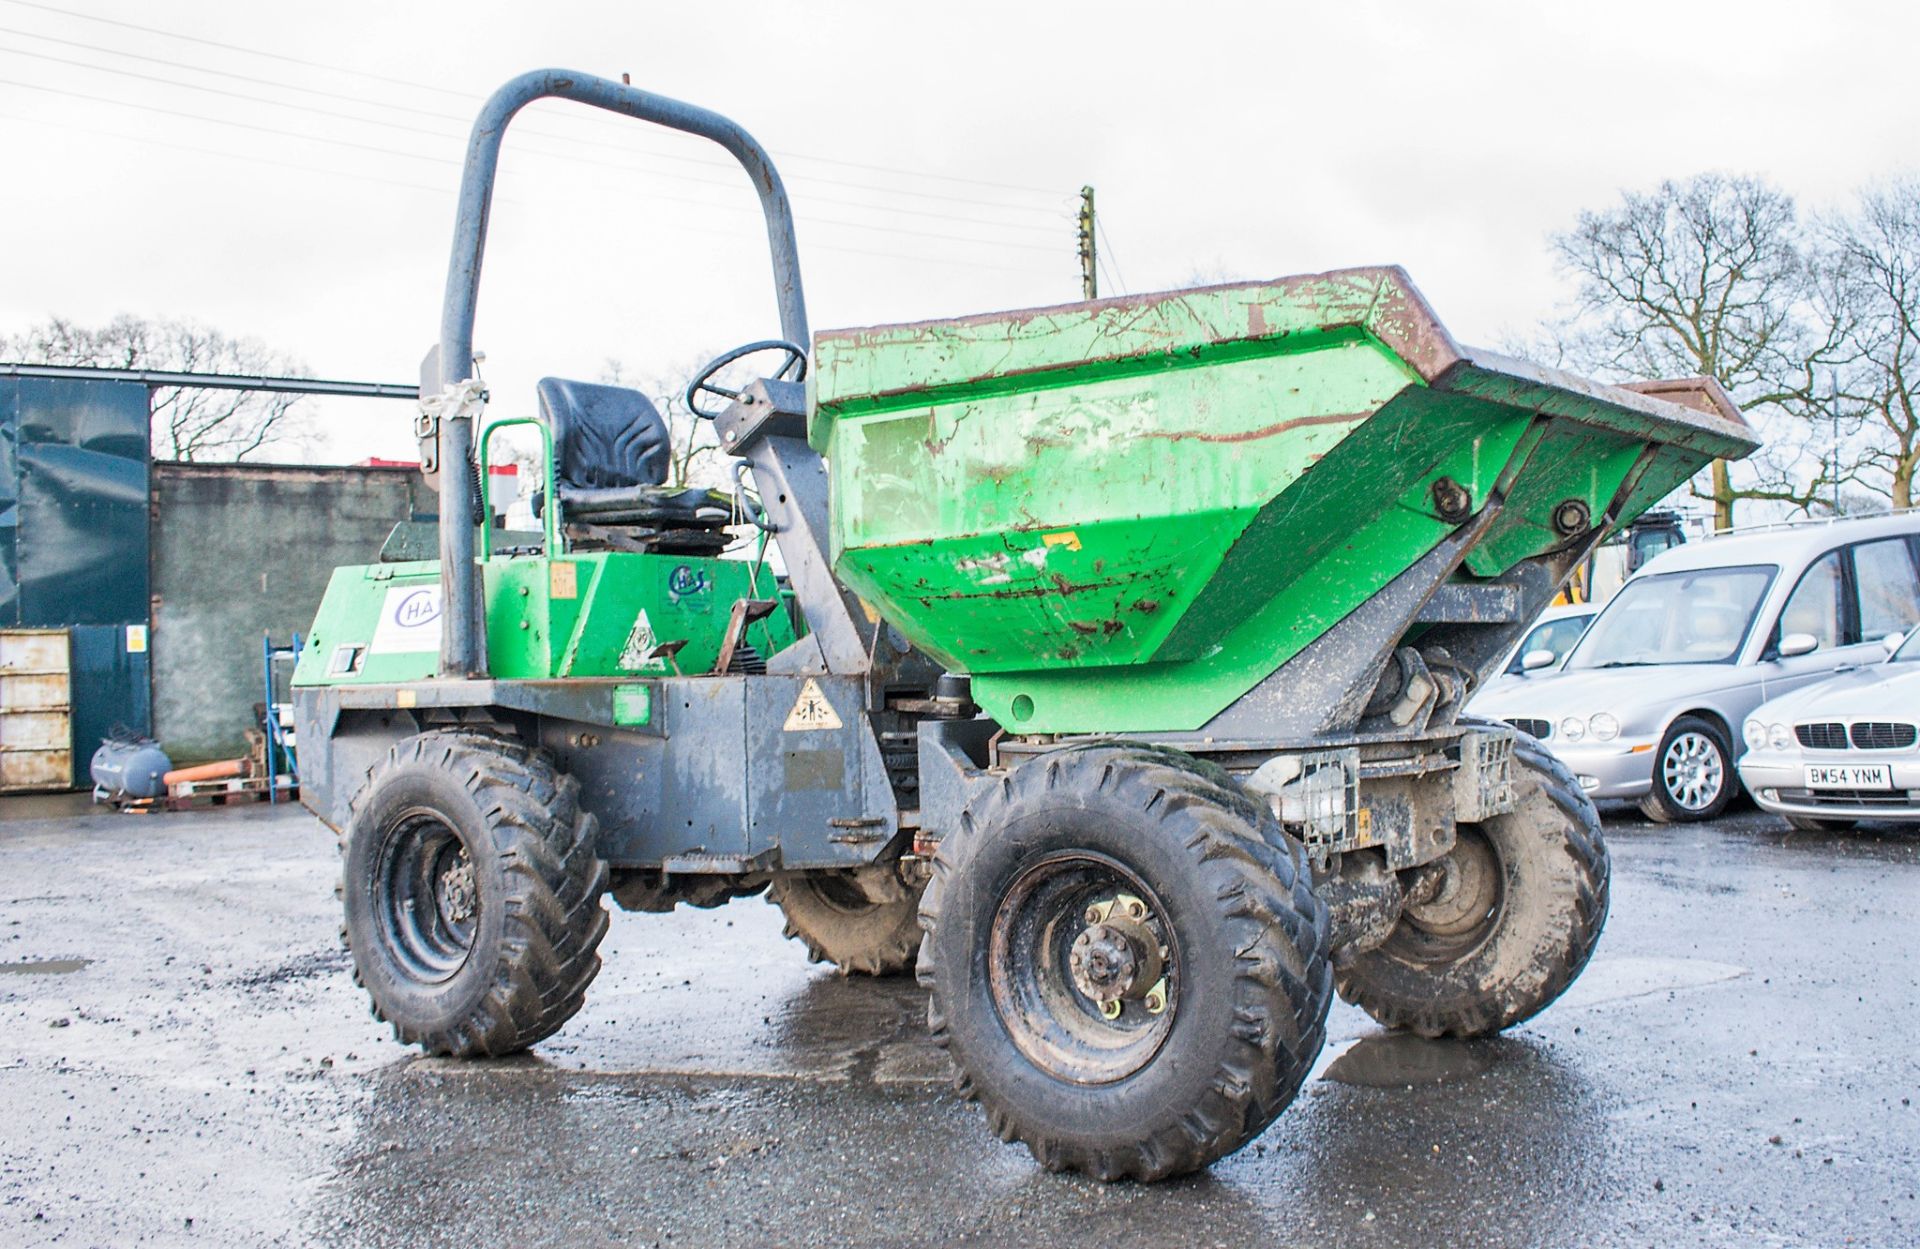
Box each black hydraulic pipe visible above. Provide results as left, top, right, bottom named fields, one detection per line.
left=432, top=69, right=810, bottom=678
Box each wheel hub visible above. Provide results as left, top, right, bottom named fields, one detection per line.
left=1069, top=895, right=1166, bottom=1015
left=1070, top=924, right=1140, bottom=1002
left=439, top=855, right=477, bottom=924
left=375, top=809, right=479, bottom=984
left=1402, top=832, right=1498, bottom=938
left=986, top=860, right=1180, bottom=1084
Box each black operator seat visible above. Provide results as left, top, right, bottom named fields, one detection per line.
left=536, top=377, right=731, bottom=538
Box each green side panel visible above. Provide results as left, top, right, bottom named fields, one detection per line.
left=294, top=563, right=441, bottom=687
left=967, top=399, right=1532, bottom=733
left=1606, top=449, right=1712, bottom=536
left=1464, top=427, right=1647, bottom=577
left=1154, top=387, right=1532, bottom=662
left=294, top=552, right=797, bottom=687
left=810, top=268, right=1413, bottom=434
left=827, top=332, right=1420, bottom=673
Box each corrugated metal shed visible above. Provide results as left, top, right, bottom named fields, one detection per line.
left=0, top=377, right=151, bottom=787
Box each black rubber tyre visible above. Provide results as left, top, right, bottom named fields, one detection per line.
left=1336, top=735, right=1609, bottom=1038
left=918, top=743, right=1332, bottom=1182
left=768, top=864, right=923, bottom=976
left=341, top=731, right=609, bottom=1056
left=1638, top=714, right=1735, bottom=823
left=1785, top=815, right=1858, bottom=833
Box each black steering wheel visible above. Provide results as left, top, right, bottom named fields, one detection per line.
left=685, top=339, right=808, bottom=420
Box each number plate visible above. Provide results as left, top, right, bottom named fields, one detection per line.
left=1804, top=764, right=1893, bottom=790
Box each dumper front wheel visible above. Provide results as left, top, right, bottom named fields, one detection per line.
left=918, top=744, right=1332, bottom=1181
left=341, top=732, right=610, bottom=1056
left=1335, top=737, right=1608, bottom=1037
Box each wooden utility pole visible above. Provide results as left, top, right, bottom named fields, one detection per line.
left=1077, top=186, right=1097, bottom=300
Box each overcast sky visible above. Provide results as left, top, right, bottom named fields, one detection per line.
left=3, top=1, right=1916, bottom=462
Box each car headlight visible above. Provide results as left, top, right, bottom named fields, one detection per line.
left=1768, top=723, right=1791, bottom=751
left=1558, top=716, right=1586, bottom=742
left=1744, top=719, right=1768, bottom=751
left=1588, top=713, right=1619, bottom=742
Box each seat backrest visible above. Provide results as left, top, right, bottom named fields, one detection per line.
left=537, top=377, right=670, bottom=491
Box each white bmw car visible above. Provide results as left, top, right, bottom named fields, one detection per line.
left=1737, top=629, right=1920, bottom=830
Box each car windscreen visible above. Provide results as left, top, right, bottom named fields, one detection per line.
left=1893, top=627, right=1920, bottom=663
left=1566, top=564, right=1775, bottom=669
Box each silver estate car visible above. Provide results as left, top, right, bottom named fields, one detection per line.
left=1472, top=512, right=1920, bottom=822
left=1737, top=627, right=1920, bottom=830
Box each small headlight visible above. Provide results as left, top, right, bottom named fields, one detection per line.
left=1558, top=716, right=1586, bottom=742
left=1744, top=720, right=1768, bottom=751
left=1588, top=713, right=1619, bottom=741
left=1768, top=723, right=1791, bottom=751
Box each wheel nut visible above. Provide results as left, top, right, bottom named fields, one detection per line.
left=1099, top=999, right=1122, bottom=1021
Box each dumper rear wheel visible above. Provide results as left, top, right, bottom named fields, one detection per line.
left=340, top=731, right=609, bottom=1056
left=918, top=744, right=1332, bottom=1181
left=1335, top=736, right=1608, bottom=1037
left=768, top=864, right=923, bottom=976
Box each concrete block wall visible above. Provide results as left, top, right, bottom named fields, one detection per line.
left=150, top=462, right=431, bottom=763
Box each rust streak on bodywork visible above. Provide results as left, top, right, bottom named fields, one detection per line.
left=1140, top=410, right=1369, bottom=445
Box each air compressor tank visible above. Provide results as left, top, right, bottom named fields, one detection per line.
left=90, top=738, right=173, bottom=802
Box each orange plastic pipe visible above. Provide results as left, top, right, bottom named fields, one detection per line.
left=162, top=758, right=247, bottom=786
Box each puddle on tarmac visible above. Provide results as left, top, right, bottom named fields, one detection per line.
left=0, top=958, right=93, bottom=975
left=1321, top=1032, right=1492, bottom=1088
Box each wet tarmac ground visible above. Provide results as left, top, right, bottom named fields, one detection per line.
left=2, top=795, right=1916, bottom=1247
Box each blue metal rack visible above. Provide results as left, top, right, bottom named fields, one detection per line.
left=262, top=633, right=302, bottom=804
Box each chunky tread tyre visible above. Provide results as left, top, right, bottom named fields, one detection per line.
left=917, top=743, right=1332, bottom=1182
left=1335, top=735, right=1608, bottom=1038
left=341, top=731, right=609, bottom=1056
left=1638, top=714, right=1735, bottom=823
left=767, top=866, right=923, bottom=976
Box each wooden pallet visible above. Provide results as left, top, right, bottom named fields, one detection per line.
left=117, top=776, right=298, bottom=814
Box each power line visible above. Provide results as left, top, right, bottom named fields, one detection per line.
left=0, top=22, right=478, bottom=124
left=0, top=107, right=457, bottom=196
left=0, top=74, right=473, bottom=165
left=0, top=24, right=1068, bottom=221
left=0, top=44, right=467, bottom=143
left=1097, top=218, right=1130, bottom=295
left=0, top=38, right=1068, bottom=236
left=0, top=105, right=1048, bottom=276
left=0, top=0, right=1065, bottom=202
left=0, top=75, right=1062, bottom=254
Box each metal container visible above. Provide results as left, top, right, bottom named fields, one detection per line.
left=811, top=266, right=1759, bottom=733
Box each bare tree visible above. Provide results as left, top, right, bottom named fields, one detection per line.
left=0, top=314, right=311, bottom=461
left=1822, top=181, right=1920, bottom=510
left=1546, top=174, right=1850, bottom=530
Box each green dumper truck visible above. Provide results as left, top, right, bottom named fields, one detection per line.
left=293, top=70, right=1759, bottom=1181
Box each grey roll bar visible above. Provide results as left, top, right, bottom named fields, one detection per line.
left=429, top=69, right=809, bottom=677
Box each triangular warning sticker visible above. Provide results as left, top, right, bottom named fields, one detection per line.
left=617, top=609, right=666, bottom=672
left=783, top=678, right=844, bottom=731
